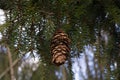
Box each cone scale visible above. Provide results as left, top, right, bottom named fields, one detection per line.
left=50, top=28, right=71, bottom=66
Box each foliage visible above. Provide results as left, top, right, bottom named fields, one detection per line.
left=0, top=0, right=120, bottom=80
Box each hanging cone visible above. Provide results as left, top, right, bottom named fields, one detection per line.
left=50, top=28, right=71, bottom=66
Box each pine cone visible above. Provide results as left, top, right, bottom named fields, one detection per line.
left=50, top=28, right=71, bottom=66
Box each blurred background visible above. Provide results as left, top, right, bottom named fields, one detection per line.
left=0, top=0, right=120, bottom=80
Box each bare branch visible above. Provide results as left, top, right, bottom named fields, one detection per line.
left=0, top=58, right=20, bottom=79
left=0, top=47, right=32, bottom=79
left=7, top=47, right=16, bottom=80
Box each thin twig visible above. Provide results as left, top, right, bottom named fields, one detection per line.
left=0, top=58, right=20, bottom=79
left=7, top=47, right=16, bottom=80
left=0, top=47, right=32, bottom=79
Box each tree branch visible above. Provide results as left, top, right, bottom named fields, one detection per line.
left=0, top=58, right=20, bottom=79
left=0, top=47, right=32, bottom=79
left=7, top=47, right=16, bottom=80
